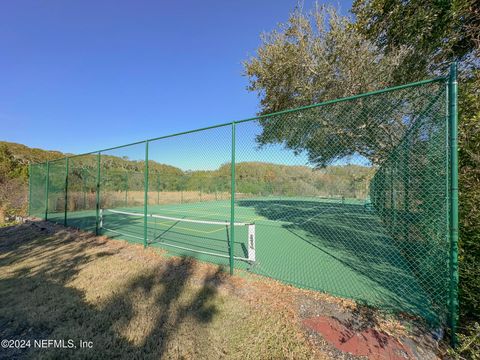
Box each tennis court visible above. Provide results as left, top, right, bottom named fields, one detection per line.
left=52, top=196, right=433, bottom=321
left=29, top=74, right=457, bottom=333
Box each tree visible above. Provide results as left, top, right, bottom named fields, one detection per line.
left=0, top=145, right=27, bottom=220
left=352, top=0, right=479, bottom=353
left=457, top=70, right=480, bottom=322
left=243, top=5, right=419, bottom=167
left=244, top=5, right=409, bottom=114
left=0, top=145, right=22, bottom=182
left=352, top=0, right=479, bottom=80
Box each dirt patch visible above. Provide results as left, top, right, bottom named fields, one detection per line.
left=297, top=293, right=442, bottom=359
left=303, top=316, right=413, bottom=359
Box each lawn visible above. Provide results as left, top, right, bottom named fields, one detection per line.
left=0, top=220, right=326, bottom=359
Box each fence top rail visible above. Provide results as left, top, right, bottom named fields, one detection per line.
left=31, top=76, right=447, bottom=165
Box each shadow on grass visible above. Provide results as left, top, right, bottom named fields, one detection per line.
left=237, top=199, right=435, bottom=322
left=0, top=221, right=225, bottom=359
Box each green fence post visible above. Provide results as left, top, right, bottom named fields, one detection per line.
left=403, top=139, right=410, bottom=242
left=125, top=171, right=128, bottom=207
left=82, top=168, right=87, bottom=209
left=157, top=172, right=160, bottom=205
left=390, top=165, right=395, bottom=229
left=448, top=62, right=459, bottom=346
left=229, top=122, right=236, bottom=275
left=95, top=152, right=101, bottom=236
left=45, top=161, right=50, bottom=221
left=28, top=163, right=32, bottom=217
left=64, top=158, right=69, bottom=226
left=144, top=141, right=149, bottom=248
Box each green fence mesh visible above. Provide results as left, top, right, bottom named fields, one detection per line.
left=66, top=154, right=98, bottom=231
left=29, top=163, right=47, bottom=218
left=100, top=144, right=146, bottom=245
left=28, top=74, right=458, bottom=334
left=146, top=124, right=233, bottom=267
left=46, top=158, right=67, bottom=225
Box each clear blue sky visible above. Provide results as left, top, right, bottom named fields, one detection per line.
left=0, top=0, right=353, bottom=163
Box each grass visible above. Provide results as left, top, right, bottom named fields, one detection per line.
left=0, top=220, right=327, bottom=359
left=53, top=196, right=433, bottom=323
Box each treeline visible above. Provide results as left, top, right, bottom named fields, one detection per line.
left=0, top=142, right=66, bottom=222
left=42, top=154, right=374, bottom=199
left=4, top=141, right=374, bottom=221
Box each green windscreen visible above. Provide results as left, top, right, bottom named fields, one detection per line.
left=369, top=86, right=449, bottom=324
left=46, top=158, right=66, bottom=225
left=29, top=163, right=47, bottom=218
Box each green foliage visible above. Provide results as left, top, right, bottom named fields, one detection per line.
left=458, top=71, right=480, bottom=325
left=0, top=145, right=23, bottom=181
left=447, top=322, right=480, bottom=359
left=243, top=5, right=411, bottom=167
left=0, top=145, right=33, bottom=220
left=246, top=0, right=478, bottom=347
left=102, top=161, right=372, bottom=199
left=243, top=5, right=407, bottom=113
left=10, top=138, right=371, bottom=207
left=352, top=0, right=480, bottom=81
left=352, top=0, right=479, bottom=79
left=352, top=0, right=478, bottom=346
left=0, top=141, right=67, bottom=221
left=234, top=162, right=372, bottom=198
left=0, top=141, right=65, bottom=183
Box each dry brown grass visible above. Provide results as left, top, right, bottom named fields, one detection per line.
left=125, top=191, right=231, bottom=205
left=0, top=178, right=27, bottom=223
left=0, top=220, right=328, bottom=359
left=60, top=191, right=232, bottom=212
left=50, top=190, right=287, bottom=213
left=0, top=220, right=438, bottom=359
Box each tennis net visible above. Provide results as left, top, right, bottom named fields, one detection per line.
left=100, top=208, right=256, bottom=263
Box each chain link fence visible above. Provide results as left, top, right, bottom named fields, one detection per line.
left=28, top=70, right=458, bottom=336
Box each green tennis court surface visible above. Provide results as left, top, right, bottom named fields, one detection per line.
left=55, top=196, right=434, bottom=321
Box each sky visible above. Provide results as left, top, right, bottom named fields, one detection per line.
left=0, top=0, right=357, bottom=170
